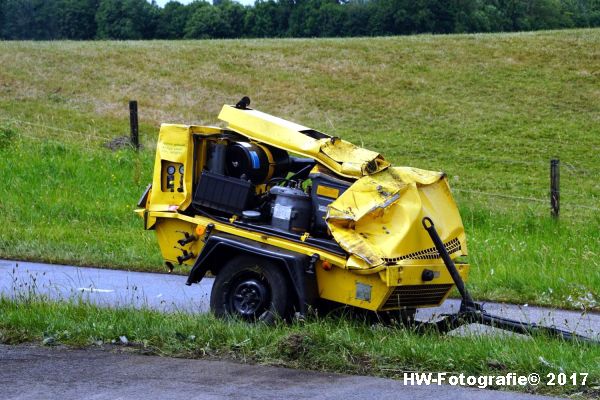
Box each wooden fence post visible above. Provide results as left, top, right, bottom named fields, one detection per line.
left=550, top=159, right=560, bottom=218
left=129, top=100, right=139, bottom=150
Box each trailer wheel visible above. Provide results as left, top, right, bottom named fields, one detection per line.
left=210, top=256, right=289, bottom=324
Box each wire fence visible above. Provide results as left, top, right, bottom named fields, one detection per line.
left=0, top=115, right=116, bottom=143
left=412, top=152, right=600, bottom=174
left=452, top=188, right=546, bottom=203
left=452, top=188, right=600, bottom=213
left=562, top=162, right=600, bottom=177
left=2, top=114, right=598, bottom=214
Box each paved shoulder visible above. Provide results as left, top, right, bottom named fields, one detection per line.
left=0, top=259, right=212, bottom=313
left=0, top=344, right=560, bottom=400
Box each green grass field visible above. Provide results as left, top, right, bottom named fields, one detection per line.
left=1, top=298, right=598, bottom=398
left=0, top=29, right=599, bottom=310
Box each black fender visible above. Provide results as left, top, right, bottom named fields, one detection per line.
left=186, top=232, right=318, bottom=314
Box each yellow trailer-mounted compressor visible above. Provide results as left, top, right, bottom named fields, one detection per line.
left=135, top=98, right=470, bottom=323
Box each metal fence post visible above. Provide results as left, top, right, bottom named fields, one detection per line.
left=550, top=159, right=560, bottom=218
left=129, top=100, right=139, bottom=150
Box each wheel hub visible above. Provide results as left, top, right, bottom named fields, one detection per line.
left=232, top=279, right=268, bottom=316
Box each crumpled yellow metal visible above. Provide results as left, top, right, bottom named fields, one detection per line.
left=218, top=105, right=389, bottom=178
left=326, top=167, right=467, bottom=270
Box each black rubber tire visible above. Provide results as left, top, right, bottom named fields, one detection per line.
left=210, top=256, right=290, bottom=324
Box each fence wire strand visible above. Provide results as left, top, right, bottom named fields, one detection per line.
left=2, top=115, right=598, bottom=212
left=453, top=189, right=600, bottom=212
left=0, top=116, right=114, bottom=142
left=453, top=188, right=547, bottom=203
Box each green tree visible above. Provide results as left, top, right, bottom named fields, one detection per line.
left=0, top=0, right=5, bottom=38
left=1, top=0, right=60, bottom=39
left=367, top=0, right=396, bottom=35
left=243, top=0, right=286, bottom=37
left=95, top=0, right=158, bottom=39
left=156, top=1, right=191, bottom=38
left=56, top=0, right=99, bottom=39
left=288, top=0, right=324, bottom=36
left=318, top=1, right=346, bottom=36
left=218, top=0, right=248, bottom=37
left=1, top=0, right=599, bottom=40
left=591, top=0, right=600, bottom=25
left=524, top=0, right=571, bottom=29
left=342, top=2, right=371, bottom=36
left=185, top=3, right=230, bottom=38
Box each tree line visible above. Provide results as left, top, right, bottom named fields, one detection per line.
left=1, top=0, right=599, bottom=40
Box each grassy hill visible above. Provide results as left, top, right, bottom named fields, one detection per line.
left=0, top=29, right=598, bottom=310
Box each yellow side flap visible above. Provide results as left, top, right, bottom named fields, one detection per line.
left=148, top=124, right=194, bottom=212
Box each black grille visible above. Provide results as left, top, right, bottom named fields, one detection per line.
left=382, top=238, right=461, bottom=264
left=381, top=284, right=453, bottom=310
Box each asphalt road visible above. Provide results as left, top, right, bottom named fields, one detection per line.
left=1, top=259, right=596, bottom=400
left=0, top=344, right=560, bottom=400
left=1, top=259, right=598, bottom=340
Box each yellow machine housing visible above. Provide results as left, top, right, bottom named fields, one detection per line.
left=136, top=103, right=469, bottom=317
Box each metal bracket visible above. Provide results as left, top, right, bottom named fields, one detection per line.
left=176, top=230, right=197, bottom=246
left=202, top=223, right=215, bottom=242
left=175, top=248, right=195, bottom=265
left=306, top=253, right=319, bottom=274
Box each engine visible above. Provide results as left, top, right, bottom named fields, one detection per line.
left=191, top=137, right=351, bottom=237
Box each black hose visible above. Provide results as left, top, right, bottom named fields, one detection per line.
left=480, top=313, right=596, bottom=344
left=421, top=216, right=598, bottom=344
left=422, top=217, right=477, bottom=309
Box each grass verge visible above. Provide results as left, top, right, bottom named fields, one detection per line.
left=0, top=297, right=598, bottom=398
left=0, top=29, right=599, bottom=308
left=1, top=133, right=597, bottom=309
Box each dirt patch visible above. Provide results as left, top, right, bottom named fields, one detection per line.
left=104, top=136, right=141, bottom=151
left=278, top=332, right=314, bottom=359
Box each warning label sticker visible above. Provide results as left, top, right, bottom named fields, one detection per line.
left=273, top=204, right=292, bottom=220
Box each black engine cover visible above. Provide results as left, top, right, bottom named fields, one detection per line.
left=226, top=142, right=270, bottom=184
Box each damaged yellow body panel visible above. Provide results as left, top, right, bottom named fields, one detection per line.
left=327, top=167, right=467, bottom=270
left=316, top=167, right=469, bottom=310
left=218, top=105, right=389, bottom=178
left=137, top=102, right=470, bottom=316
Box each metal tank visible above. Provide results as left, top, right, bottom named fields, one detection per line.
left=269, top=185, right=312, bottom=233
